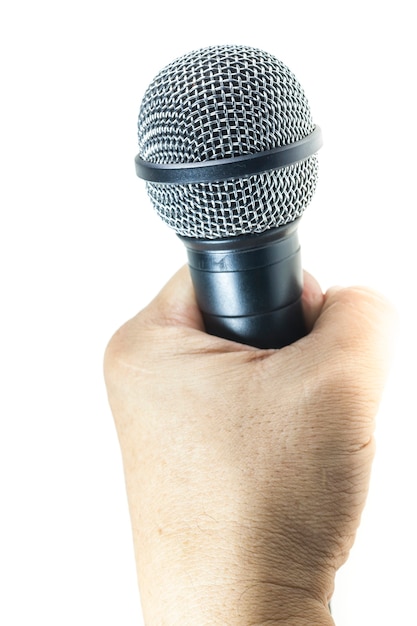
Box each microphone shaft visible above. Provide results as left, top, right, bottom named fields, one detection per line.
left=179, top=221, right=306, bottom=349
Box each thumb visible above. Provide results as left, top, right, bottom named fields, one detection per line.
left=142, top=265, right=205, bottom=332
left=104, top=266, right=205, bottom=369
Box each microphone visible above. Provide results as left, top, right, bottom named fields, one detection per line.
left=135, top=45, right=323, bottom=349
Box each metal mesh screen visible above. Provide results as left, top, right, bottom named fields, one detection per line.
left=137, top=45, right=319, bottom=239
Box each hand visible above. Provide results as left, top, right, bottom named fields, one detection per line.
left=104, top=267, right=396, bottom=625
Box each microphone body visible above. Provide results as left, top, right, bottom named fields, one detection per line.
left=180, top=221, right=304, bottom=349
left=135, top=45, right=322, bottom=348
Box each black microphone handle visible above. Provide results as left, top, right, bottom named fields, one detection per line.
left=179, top=220, right=306, bottom=349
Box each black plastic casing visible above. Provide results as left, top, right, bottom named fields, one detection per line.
left=179, top=220, right=306, bottom=349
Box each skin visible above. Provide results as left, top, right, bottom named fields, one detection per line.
left=104, top=267, right=396, bottom=625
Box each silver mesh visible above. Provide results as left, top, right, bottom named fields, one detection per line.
left=137, top=45, right=319, bottom=239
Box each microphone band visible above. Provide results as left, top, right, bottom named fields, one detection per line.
left=135, top=126, right=323, bottom=185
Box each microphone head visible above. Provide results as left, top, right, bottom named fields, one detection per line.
left=137, top=45, right=319, bottom=239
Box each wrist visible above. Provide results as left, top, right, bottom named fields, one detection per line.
left=130, top=479, right=337, bottom=624
left=136, top=523, right=335, bottom=625
left=227, top=584, right=335, bottom=626
left=139, top=576, right=335, bottom=625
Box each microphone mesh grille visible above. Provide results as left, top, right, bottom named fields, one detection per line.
left=137, top=45, right=319, bottom=239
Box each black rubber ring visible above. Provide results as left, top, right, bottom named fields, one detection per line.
left=135, top=125, right=323, bottom=184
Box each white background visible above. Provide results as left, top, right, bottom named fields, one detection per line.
left=1, top=1, right=415, bottom=624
